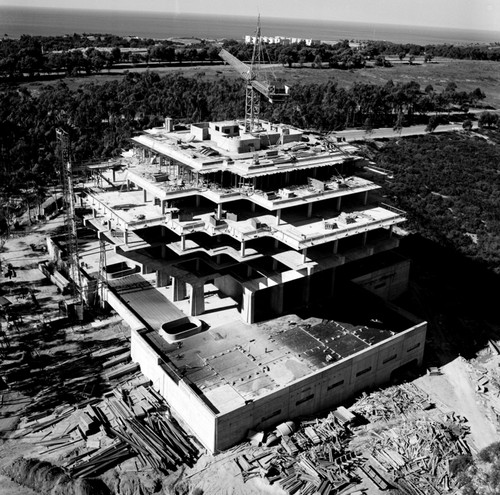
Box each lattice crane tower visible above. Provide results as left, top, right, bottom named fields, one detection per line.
left=56, top=128, right=84, bottom=316
left=219, top=16, right=289, bottom=133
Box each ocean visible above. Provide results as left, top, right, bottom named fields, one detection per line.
left=0, top=6, right=498, bottom=45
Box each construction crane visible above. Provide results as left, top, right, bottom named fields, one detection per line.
left=219, top=16, right=289, bottom=133
left=56, top=128, right=84, bottom=319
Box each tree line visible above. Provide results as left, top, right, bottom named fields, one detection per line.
left=0, top=71, right=486, bottom=203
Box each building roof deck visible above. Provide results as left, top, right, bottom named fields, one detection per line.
left=132, top=127, right=359, bottom=178
left=135, top=282, right=415, bottom=414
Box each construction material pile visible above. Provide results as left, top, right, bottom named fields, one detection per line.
left=235, top=410, right=364, bottom=495
left=367, top=414, right=471, bottom=494
left=16, top=384, right=200, bottom=478
left=350, top=382, right=432, bottom=421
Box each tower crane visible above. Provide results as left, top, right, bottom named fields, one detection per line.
left=219, top=17, right=289, bottom=133
left=56, top=128, right=84, bottom=319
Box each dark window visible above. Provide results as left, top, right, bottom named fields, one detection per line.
left=383, top=354, right=397, bottom=364
left=327, top=380, right=344, bottom=391
left=215, top=125, right=220, bottom=131
left=374, top=282, right=386, bottom=289
left=262, top=409, right=281, bottom=422
left=356, top=366, right=372, bottom=377
left=296, top=394, right=314, bottom=406
left=407, top=342, right=421, bottom=352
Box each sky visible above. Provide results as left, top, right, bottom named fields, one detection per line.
left=2, top=0, right=500, bottom=32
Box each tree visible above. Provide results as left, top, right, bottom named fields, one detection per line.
left=426, top=115, right=440, bottom=132
left=478, top=111, right=499, bottom=129
left=393, top=111, right=404, bottom=134
left=408, top=55, right=415, bottom=65
left=398, top=51, right=406, bottom=61
left=462, top=119, right=473, bottom=132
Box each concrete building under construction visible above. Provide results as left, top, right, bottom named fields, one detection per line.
left=81, top=118, right=426, bottom=452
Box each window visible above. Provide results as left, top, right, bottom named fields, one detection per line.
left=296, top=394, right=314, bottom=406
left=262, top=409, right=281, bottom=422
left=215, top=125, right=220, bottom=131
left=407, top=342, right=421, bottom=352
left=356, top=366, right=372, bottom=377
left=383, top=354, right=397, bottom=364
left=327, top=380, right=344, bottom=391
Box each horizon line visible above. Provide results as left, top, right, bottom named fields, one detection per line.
left=1, top=4, right=498, bottom=35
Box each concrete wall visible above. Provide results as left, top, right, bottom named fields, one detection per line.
left=214, top=274, right=243, bottom=300
left=131, top=329, right=217, bottom=450
left=351, top=259, right=410, bottom=300
left=214, top=321, right=426, bottom=451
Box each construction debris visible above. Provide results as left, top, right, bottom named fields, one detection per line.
left=350, top=382, right=433, bottom=421
left=14, top=381, right=200, bottom=478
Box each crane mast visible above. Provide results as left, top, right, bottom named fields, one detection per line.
left=56, top=128, right=84, bottom=318
left=219, top=16, right=288, bottom=133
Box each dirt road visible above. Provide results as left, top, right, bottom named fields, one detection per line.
left=416, top=357, right=498, bottom=451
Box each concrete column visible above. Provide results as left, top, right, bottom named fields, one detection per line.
left=172, top=278, right=187, bottom=301
left=242, top=289, right=255, bottom=324
left=251, top=202, right=256, bottom=212
left=389, top=225, right=394, bottom=237
left=240, top=240, right=246, bottom=258
left=270, top=284, right=284, bottom=315
left=336, top=197, right=342, bottom=211
left=276, top=209, right=282, bottom=226
left=216, top=203, right=222, bottom=220
left=161, top=244, right=167, bottom=259
left=363, top=190, right=369, bottom=206
left=123, top=230, right=128, bottom=246
left=246, top=265, right=252, bottom=277
left=143, top=189, right=147, bottom=202
left=112, top=168, right=116, bottom=182
left=274, top=239, right=279, bottom=250
left=307, top=203, right=313, bottom=218
left=189, top=284, right=205, bottom=316
left=303, top=276, right=311, bottom=308
left=332, top=239, right=339, bottom=254
left=156, top=271, right=171, bottom=287
left=181, top=234, right=186, bottom=251
left=162, top=200, right=167, bottom=215
left=330, top=268, right=336, bottom=297
left=196, top=195, right=201, bottom=207
left=93, top=208, right=97, bottom=218
left=272, top=259, right=278, bottom=271
left=216, top=254, right=221, bottom=265
left=302, top=247, right=308, bottom=264
left=362, top=231, right=368, bottom=246
left=126, top=179, right=130, bottom=191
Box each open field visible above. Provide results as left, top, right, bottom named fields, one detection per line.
left=20, top=58, right=500, bottom=108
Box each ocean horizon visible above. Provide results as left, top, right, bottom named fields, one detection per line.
left=1, top=6, right=499, bottom=45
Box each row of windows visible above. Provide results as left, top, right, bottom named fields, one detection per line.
left=261, top=343, right=423, bottom=419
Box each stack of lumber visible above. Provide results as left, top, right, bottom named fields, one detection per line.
left=16, top=383, right=199, bottom=478
left=367, top=416, right=471, bottom=494
left=351, top=383, right=432, bottom=421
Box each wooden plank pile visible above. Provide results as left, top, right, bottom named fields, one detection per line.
left=62, top=386, right=199, bottom=477
left=367, top=416, right=471, bottom=494
left=16, top=383, right=199, bottom=478
left=235, top=411, right=364, bottom=494
left=350, top=383, right=432, bottom=421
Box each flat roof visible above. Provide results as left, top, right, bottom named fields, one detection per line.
left=128, top=279, right=413, bottom=414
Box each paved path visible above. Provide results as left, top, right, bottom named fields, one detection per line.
left=332, top=122, right=479, bottom=142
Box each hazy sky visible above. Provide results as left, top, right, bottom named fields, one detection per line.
left=2, top=0, right=500, bottom=31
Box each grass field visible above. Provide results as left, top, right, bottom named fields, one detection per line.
left=21, top=57, right=500, bottom=108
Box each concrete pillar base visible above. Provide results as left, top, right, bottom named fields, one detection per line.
left=189, top=284, right=205, bottom=316
left=242, top=289, right=255, bottom=324
left=156, top=271, right=171, bottom=287
left=172, top=277, right=187, bottom=301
